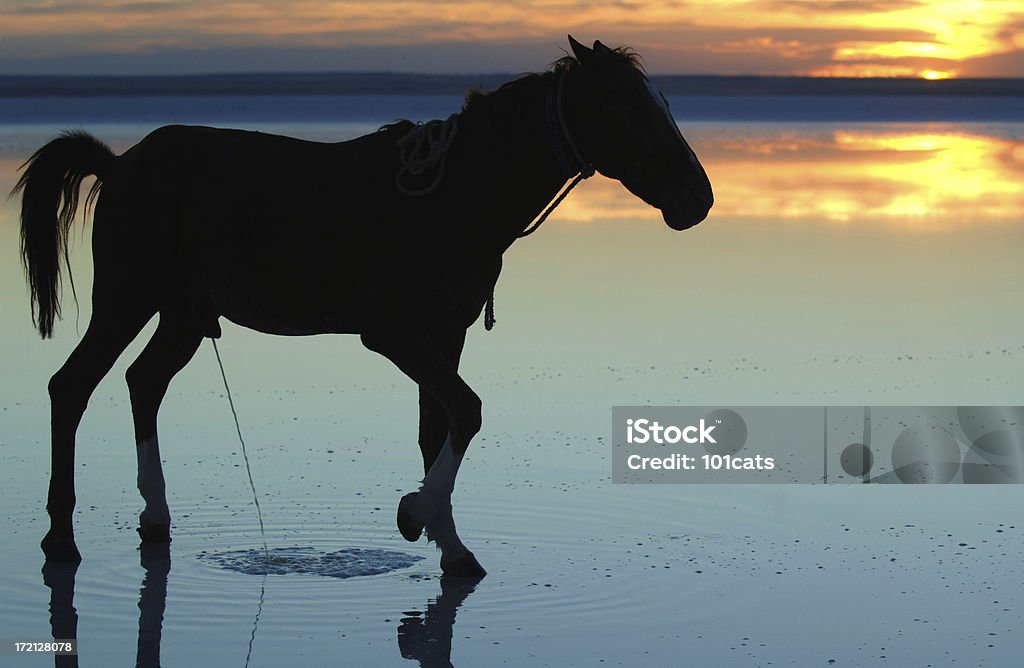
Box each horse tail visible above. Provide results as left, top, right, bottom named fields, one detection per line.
left=10, top=130, right=116, bottom=339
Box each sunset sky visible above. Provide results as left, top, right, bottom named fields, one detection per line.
left=2, top=1, right=1024, bottom=77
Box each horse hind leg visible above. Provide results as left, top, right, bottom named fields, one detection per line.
left=43, top=308, right=153, bottom=561
left=125, top=311, right=203, bottom=543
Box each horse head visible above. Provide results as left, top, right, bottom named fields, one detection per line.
left=562, top=36, right=714, bottom=231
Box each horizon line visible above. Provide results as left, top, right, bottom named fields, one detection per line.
left=3, top=71, right=1024, bottom=81
left=4, top=72, right=1024, bottom=100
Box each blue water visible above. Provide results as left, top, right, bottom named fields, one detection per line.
left=4, top=93, right=1023, bottom=125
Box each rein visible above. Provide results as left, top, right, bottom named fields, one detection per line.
left=395, top=71, right=594, bottom=330
left=492, top=72, right=594, bottom=328
left=518, top=71, right=595, bottom=238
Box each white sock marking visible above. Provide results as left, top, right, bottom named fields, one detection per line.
left=412, top=433, right=463, bottom=524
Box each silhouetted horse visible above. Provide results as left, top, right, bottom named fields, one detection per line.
left=14, top=37, right=712, bottom=577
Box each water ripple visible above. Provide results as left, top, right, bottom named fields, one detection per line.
left=198, top=546, right=424, bottom=578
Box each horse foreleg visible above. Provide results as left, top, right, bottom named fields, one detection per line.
left=423, top=464, right=484, bottom=577
left=400, top=431, right=487, bottom=577
left=361, top=329, right=485, bottom=577
left=414, top=332, right=484, bottom=575
left=416, top=422, right=482, bottom=575
left=43, top=310, right=151, bottom=561
left=125, top=312, right=202, bottom=543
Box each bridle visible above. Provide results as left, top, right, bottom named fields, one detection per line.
left=393, top=69, right=597, bottom=329
left=517, top=70, right=595, bottom=238
left=545, top=70, right=594, bottom=182
left=486, top=72, right=596, bottom=330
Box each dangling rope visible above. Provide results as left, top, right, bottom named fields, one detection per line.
left=491, top=71, right=593, bottom=327
left=482, top=170, right=586, bottom=331
left=244, top=572, right=267, bottom=668
left=395, top=115, right=459, bottom=196
left=484, top=291, right=496, bottom=331
left=211, top=338, right=269, bottom=562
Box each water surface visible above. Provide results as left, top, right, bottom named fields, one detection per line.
left=1, top=102, right=1022, bottom=666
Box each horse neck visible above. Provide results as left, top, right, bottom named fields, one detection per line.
left=456, top=73, right=570, bottom=250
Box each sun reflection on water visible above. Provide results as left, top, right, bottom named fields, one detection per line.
left=562, top=126, right=1024, bottom=229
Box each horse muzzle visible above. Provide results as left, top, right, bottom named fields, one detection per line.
left=661, top=186, right=713, bottom=231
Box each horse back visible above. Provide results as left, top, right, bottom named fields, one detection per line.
left=96, top=125, right=408, bottom=334
left=92, top=122, right=496, bottom=335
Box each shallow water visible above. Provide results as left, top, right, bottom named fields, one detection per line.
left=1, top=105, right=1023, bottom=665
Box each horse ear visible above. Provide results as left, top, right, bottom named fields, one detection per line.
left=568, top=35, right=592, bottom=63
left=593, top=40, right=613, bottom=56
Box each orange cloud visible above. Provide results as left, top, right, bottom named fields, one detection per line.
left=2, top=1, right=1023, bottom=76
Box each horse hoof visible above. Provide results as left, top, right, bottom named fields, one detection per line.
left=137, top=523, right=171, bottom=543
left=41, top=533, right=82, bottom=563
left=440, top=551, right=487, bottom=578
left=397, top=492, right=425, bottom=542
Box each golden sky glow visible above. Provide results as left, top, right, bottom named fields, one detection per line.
left=557, top=127, right=1024, bottom=229
left=2, top=1, right=1023, bottom=76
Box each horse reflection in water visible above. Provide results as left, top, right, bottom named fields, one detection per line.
left=40, top=562, right=79, bottom=668
left=41, top=550, right=475, bottom=667
left=15, top=37, right=713, bottom=576
left=41, top=544, right=170, bottom=668
left=398, top=578, right=479, bottom=668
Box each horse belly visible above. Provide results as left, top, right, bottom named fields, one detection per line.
left=209, top=254, right=364, bottom=336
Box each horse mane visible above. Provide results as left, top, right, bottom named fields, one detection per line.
left=380, top=45, right=643, bottom=134
left=462, top=45, right=644, bottom=113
